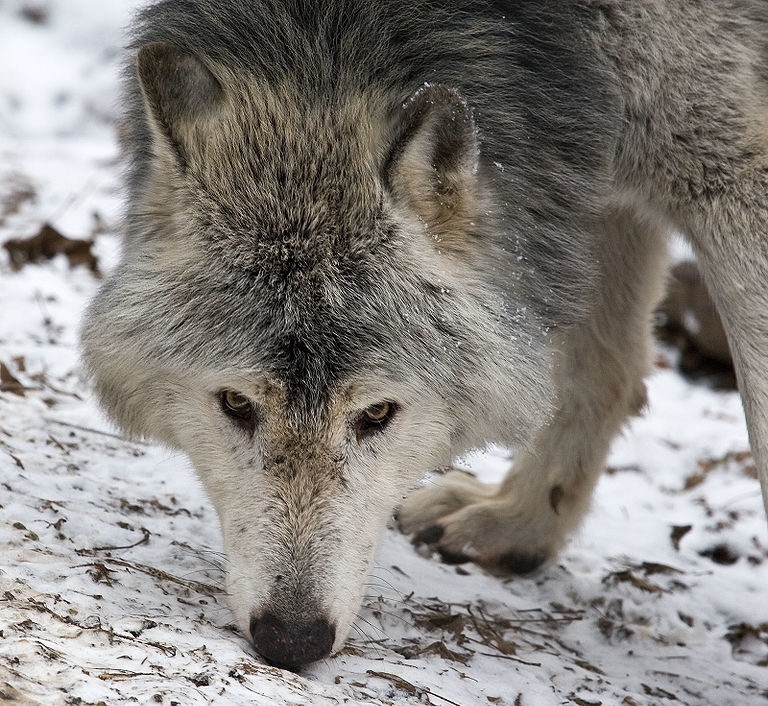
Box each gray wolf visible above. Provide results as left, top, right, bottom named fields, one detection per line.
left=81, top=0, right=768, bottom=669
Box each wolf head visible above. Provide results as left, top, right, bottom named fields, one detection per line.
left=81, top=42, right=551, bottom=668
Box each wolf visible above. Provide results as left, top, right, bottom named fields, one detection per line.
left=81, top=0, right=768, bottom=669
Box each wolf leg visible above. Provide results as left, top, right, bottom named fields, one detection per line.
left=399, top=204, right=668, bottom=571
left=685, top=177, right=768, bottom=519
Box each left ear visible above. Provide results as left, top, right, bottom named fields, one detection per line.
left=383, top=84, right=482, bottom=246
left=137, top=42, right=225, bottom=168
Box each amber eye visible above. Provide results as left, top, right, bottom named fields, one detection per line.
left=219, top=390, right=256, bottom=433
left=365, top=402, right=391, bottom=422
left=356, top=401, right=397, bottom=442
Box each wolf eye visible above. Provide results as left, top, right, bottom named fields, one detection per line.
left=219, top=390, right=256, bottom=433
left=355, top=402, right=397, bottom=442
left=365, top=402, right=391, bottom=422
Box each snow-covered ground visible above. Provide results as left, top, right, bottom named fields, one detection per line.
left=1, top=2, right=767, bottom=704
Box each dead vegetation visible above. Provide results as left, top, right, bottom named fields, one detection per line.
left=3, top=223, right=99, bottom=275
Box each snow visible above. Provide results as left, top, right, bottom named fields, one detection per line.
left=1, top=2, right=767, bottom=704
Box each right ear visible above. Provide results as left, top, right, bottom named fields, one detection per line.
left=137, top=42, right=224, bottom=166
left=383, top=84, right=483, bottom=251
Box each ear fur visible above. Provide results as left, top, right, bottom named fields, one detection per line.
left=137, top=42, right=224, bottom=166
left=385, top=85, right=482, bottom=247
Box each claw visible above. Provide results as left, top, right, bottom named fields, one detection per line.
left=413, top=524, right=444, bottom=545
left=438, top=547, right=471, bottom=565
left=496, top=551, right=547, bottom=575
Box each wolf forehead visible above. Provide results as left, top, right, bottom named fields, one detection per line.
left=124, top=184, right=469, bottom=408
left=192, top=98, right=396, bottom=286
left=158, top=135, right=447, bottom=381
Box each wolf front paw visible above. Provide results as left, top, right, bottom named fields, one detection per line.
left=397, top=470, right=496, bottom=534
left=398, top=471, right=566, bottom=574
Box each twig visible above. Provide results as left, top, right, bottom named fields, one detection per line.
left=367, top=670, right=468, bottom=706
left=46, top=417, right=148, bottom=444
left=428, top=691, right=469, bottom=706
left=474, top=651, right=542, bottom=667
left=92, top=527, right=151, bottom=552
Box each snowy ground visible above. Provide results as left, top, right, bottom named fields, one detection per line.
left=2, top=2, right=768, bottom=704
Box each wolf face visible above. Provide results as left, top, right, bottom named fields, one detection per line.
left=81, top=36, right=551, bottom=667
left=168, top=367, right=460, bottom=665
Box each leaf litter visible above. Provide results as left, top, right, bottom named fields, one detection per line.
left=4, top=223, right=99, bottom=275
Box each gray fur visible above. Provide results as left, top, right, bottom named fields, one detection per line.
left=81, top=0, right=768, bottom=668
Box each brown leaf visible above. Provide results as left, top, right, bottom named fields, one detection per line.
left=0, top=362, right=25, bottom=396
left=670, top=524, right=692, bottom=551
left=366, top=671, right=421, bottom=697
left=640, top=561, right=683, bottom=575
left=4, top=222, right=99, bottom=274
left=602, top=569, right=664, bottom=594
left=683, top=471, right=705, bottom=490
left=396, top=640, right=470, bottom=665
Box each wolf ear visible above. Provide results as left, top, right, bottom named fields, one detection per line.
left=137, top=42, right=224, bottom=166
left=384, top=85, right=481, bottom=247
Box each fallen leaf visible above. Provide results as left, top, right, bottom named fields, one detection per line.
left=4, top=222, right=99, bottom=274
left=670, top=524, right=692, bottom=551
left=0, top=362, right=25, bottom=396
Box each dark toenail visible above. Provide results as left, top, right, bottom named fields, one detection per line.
left=414, top=525, right=444, bottom=545
left=438, top=548, right=471, bottom=565
left=497, top=551, right=547, bottom=574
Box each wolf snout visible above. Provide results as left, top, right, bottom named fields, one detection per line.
left=249, top=612, right=335, bottom=669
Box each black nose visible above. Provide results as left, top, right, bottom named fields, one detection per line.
left=249, top=613, right=335, bottom=669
